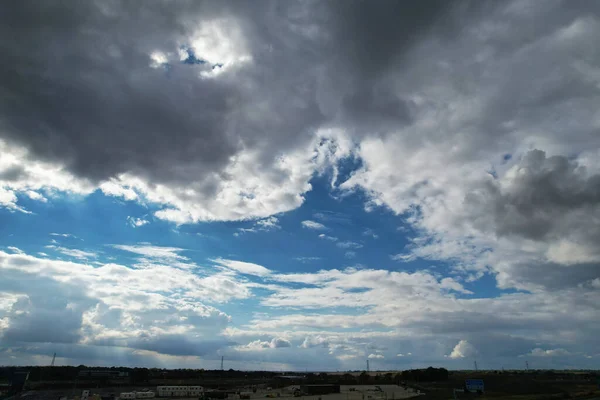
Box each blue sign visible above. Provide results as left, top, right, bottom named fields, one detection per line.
left=465, top=379, right=484, bottom=393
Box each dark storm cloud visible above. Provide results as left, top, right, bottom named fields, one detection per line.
left=0, top=0, right=456, bottom=185
left=0, top=1, right=237, bottom=183
left=327, top=0, right=458, bottom=79
left=479, top=150, right=600, bottom=241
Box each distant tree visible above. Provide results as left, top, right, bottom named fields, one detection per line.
left=342, top=373, right=355, bottom=384
left=400, top=367, right=448, bottom=382
left=359, top=371, right=370, bottom=384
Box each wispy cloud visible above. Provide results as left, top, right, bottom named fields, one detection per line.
left=6, top=246, right=24, bottom=255
left=213, top=258, right=272, bottom=276
left=337, top=241, right=363, bottom=249
left=524, top=348, right=571, bottom=358
left=112, top=244, right=186, bottom=260
left=363, top=229, right=378, bottom=239
left=301, top=220, right=327, bottom=230
left=391, top=253, right=417, bottom=262
left=127, top=216, right=149, bottom=227
left=318, top=234, right=338, bottom=242
left=313, top=211, right=352, bottom=225
left=236, top=217, right=281, bottom=235
left=295, top=257, right=322, bottom=263
left=45, top=245, right=96, bottom=260
left=50, top=233, right=78, bottom=239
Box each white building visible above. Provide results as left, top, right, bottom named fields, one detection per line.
left=188, top=387, right=204, bottom=397
left=157, top=386, right=204, bottom=397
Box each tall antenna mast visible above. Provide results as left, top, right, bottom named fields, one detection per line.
left=50, top=353, right=56, bottom=367
left=366, top=359, right=370, bottom=372
left=221, top=356, right=224, bottom=370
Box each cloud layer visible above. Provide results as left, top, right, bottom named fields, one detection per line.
left=1, top=247, right=598, bottom=369
left=1, top=0, right=600, bottom=369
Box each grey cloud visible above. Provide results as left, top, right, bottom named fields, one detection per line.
left=2, top=0, right=600, bottom=370
left=458, top=150, right=600, bottom=289
left=466, top=150, right=600, bottom=242
left=0, top=166, right=28, bottom=182
left=0, top=269, right=96, bottom=344
left=0, top=0, right=456, bottom=190
left=0, top=250, right=238, bottom=364
left=495, top=261, right=600, bottom=291
left=127, top=335, right=234, bottom=357
left=0, top=342, right=185, bottom=368
left=0, top=1, right=236, bottom=184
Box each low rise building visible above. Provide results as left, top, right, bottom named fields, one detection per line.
left=135, top=392, right=156, bottom=399
left=157, top=386, right=204, bottom=397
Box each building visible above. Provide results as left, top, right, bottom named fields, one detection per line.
left=79, top=370, right=129, bottom=379
left=300, top=385, right=340, bottom=395
left=135, top=392, right=156, bottom=399
left=120, top=393, right=136, bottom=399
left=157, top=386, right=204, bottom=397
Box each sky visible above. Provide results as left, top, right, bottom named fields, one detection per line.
left=0, top=0, right=599, bottom=371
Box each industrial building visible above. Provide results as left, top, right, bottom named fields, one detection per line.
left=157, top=386, right=204, bottom=397
left=300, top=385, right=340, bottom=395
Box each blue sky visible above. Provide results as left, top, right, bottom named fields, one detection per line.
left=1, top=0, right=600, bottom=370
left=1, top=172, right=439, bottom=327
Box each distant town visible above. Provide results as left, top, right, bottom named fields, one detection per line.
left=1, top=366, right=599, bottom=400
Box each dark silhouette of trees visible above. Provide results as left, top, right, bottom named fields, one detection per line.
left=400, top=367, right=448, bottom=382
